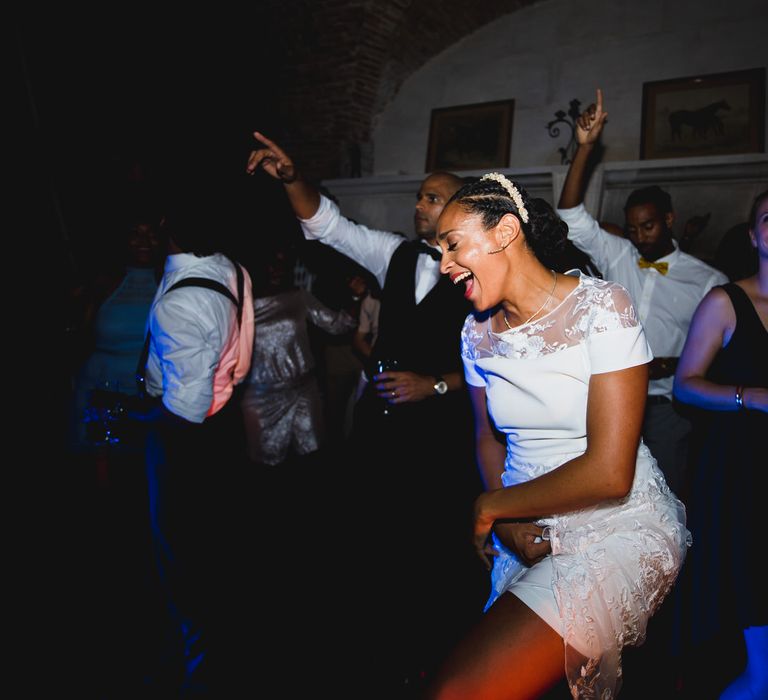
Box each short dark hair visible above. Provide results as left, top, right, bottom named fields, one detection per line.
left=426, top=171, right=465, bottom=194
left=161, top=208, right=218, bottom=257
left=161, top=184, right=225, bottom=257
left=624, top=185, right=673, bottom=216
left=447, top=177, right=567, bottom=263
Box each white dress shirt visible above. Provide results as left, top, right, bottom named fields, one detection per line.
left=145, top=252, right=254, bottom=423
left=557, top=204, right=728, bottom=399
left=299, top=195, right=442, bottom=304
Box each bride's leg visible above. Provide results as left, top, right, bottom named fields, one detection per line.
left=425, top=592, right=567, bottom=700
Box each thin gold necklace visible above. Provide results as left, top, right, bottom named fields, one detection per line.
left=503, top=270, right=557, bottom=330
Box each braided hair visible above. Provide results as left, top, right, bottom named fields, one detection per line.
left=447, top=173, right=567, bottom=263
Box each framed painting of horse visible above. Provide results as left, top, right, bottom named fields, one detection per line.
left=640, top=68, right=765, bottom=160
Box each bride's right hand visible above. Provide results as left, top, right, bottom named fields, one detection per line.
left=493, top=521, right=551, bottom=567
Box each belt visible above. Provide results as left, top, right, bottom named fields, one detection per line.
left=646, top=394, right=671, bottom=405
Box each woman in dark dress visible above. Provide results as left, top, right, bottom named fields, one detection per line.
left=674, top=189, right=768, bottom=699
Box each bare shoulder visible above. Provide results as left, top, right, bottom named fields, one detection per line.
left=555, top=270, right=581, bottom=297
left=694, top=285, right=736, bottom=327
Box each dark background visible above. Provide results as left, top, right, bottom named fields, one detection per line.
left=17, top=10, right=296, bottom=278
left=14, top=14, right=303, bottom=692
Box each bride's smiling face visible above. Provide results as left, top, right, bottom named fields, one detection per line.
left=437, top=202, right=516, bottom=312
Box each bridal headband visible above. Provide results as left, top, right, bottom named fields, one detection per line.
left=480, top=172, right=529, bottom=224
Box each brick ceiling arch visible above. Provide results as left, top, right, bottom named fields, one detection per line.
left=267, top=0, right=540, bottom=180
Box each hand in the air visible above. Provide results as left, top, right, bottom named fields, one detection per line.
left=246, top=131, right=297, bottom=183
left=576, top=88, right=609, bottom=146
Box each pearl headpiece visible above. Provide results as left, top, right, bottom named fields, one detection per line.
left=480, top=172, right=529, bottom=224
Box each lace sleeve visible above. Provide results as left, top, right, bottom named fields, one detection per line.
left=585, top=281, right=653, bottom=374
left=460, top=313, right=486, bottom=387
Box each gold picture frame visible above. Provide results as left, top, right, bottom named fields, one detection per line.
left=425, top=99, right=514, bottom=172
left=640, top=68, right=765, bottom=160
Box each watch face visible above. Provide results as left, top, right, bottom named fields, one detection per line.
left=435, top=380, right=448, bottom=395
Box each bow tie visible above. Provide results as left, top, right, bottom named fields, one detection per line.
left=419, top=242, right=443, bottom=261
left=638, top=258, right=669, bottom=275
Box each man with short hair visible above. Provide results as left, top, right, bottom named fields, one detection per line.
left=557, top=90, right=727, bottom=496
left=247, top=134, right=485, bottom=696
left=138, top=195, right=254, bottom=695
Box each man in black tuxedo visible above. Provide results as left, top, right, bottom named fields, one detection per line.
left=247, top=134, right=486, bottom=697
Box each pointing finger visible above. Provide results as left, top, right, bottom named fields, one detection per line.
left=253, top=131, right=287, bottom=159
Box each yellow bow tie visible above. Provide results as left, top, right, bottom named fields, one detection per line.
left=638, top=258, right=669, bottom=275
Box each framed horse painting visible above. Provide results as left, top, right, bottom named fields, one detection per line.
left=640, top=68, right=765, bottom=160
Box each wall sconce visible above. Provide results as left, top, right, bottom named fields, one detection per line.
left=546, top=99, right=581, bottom=165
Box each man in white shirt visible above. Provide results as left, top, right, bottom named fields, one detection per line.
left=139, top=199, right=254, bottom=695
left=245, top=132, right=470, bottom=420
left=557, top=90, right=727, bottom=496
left=246, top=133, right=485, bottom=695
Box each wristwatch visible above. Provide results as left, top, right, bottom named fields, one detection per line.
left=433, top=376, right=448, bottom=395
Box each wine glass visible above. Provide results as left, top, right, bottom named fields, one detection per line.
left=372, top=358, right=399, bottom=416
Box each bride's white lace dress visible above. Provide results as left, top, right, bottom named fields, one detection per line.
left=461, top=271, right=691, bottom=699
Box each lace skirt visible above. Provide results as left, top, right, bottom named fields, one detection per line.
left=486, top=443, right=691, bottom=699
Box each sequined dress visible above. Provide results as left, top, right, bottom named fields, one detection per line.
left=461, top=271, right=691, bottom=699
left=241, top=289, right=355, bottom=465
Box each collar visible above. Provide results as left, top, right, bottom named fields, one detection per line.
left=418, top=241, right=442, bottom=261
left=656, top=239, right=680, bottom=265
left=636, top=240, right=680, bottom=271
left=163, top=252, right=212, bottom=273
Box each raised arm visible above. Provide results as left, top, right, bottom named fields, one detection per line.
left=558, top=88, right=608, bottom=210
left=303, top=290, right=357, bottom=335
left=247, top=132, right=403, bottom=287
left=246, top=131, right=320, bottom=219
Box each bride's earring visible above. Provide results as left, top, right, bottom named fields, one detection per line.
left=487, top=240, right=511, bottom=255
